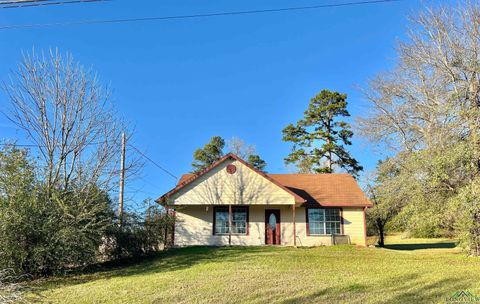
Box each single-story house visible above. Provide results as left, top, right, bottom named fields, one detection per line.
left=157, top=153, right=372, bottom=247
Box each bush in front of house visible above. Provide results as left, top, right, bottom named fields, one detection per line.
left=0, top=145, right=115, bottom=277
left=104, top=207, right=175, bottom=261
left=0, top=145, right=175, bottom=278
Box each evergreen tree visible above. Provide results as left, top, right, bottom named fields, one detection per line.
left=282, top=89, right=362, bottom=176
left=192, top=136, right=268, bottom=173
left=247, top=154, right=267, bottom=172
left=191, top=136, right=225, bottom=173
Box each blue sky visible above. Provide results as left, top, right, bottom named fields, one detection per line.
left=0, top=0, right=454, bottom=206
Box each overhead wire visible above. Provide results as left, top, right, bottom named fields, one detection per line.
left=0, top=0, right=109, bottom=9
left=0, top=141, right=177, bottom=183
left=0, top=0, right=403, bottom=30
left=128, top=144, right=178, bottom=182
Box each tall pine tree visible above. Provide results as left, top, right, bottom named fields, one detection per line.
left=282, top=89, right=362, bottom=176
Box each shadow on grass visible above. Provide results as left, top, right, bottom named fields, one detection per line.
left=281, top=274, right=472, bottom=304
left=281, top=288, right=334, bottom=304
left=34, top=245, right=479, bottom=304
left=385, top=276, right=471, bottom=304
left=384, top=242, right=457, bottom=251
left=39, top=246, right=279, bottom=290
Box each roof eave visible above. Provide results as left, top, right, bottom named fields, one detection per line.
left=301, top=201, right=374, bottom=208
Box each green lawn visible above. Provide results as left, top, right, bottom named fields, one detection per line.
left=32, top=236, right=480, bottom=303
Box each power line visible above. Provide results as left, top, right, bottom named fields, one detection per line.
left=0, top=0, right=109, bottom=9
left=130, top=177, right=165, bottom=193
left=0, top=0, right=403, bottom=30
left=0, top=142, right=41, bottom=147
left=0, top=0, right=54, bottom=4
left=0, top=141, right=177, bottom=181
left=0, top=140, right=118, bottom=148
left=128, top=144, right=178, bottom=182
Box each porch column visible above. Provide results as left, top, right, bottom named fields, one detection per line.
left=293, top=204, right=296, bottom=247
left=228, top=204, right=232, bottom=245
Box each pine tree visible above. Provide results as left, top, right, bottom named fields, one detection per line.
left=192, top=136, right=268, bottom=173
left=247, top=154, right=267, bottom=172
left=191, top=136, right=225, bottom=173
left=282, top=89, right=362, bottom=176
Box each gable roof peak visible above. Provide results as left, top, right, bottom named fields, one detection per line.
left=156, top=153, right=306, bottom=204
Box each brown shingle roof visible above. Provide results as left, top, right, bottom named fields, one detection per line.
left=269, top=174, right=372, bottom=207
left=177, top=174, right=194, bottom=185
left=173, top=172, right=371, bottom=207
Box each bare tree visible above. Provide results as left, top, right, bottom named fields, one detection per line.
left=2, top=49, right=140, bottom=195
left=227, top=137, right=256, bottom=159
left=358, top=3, right=480, bottom=152
left=226, top=137, right=267, bottom=171
left=358, top=2, right=480, bottom=254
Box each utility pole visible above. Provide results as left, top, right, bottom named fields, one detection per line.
left=118, top=132, right=126, bottom=227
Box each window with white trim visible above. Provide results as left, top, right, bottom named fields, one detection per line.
left=214, top=206, right=248, bottom=235
left=307, top=208, right=341, bottom=235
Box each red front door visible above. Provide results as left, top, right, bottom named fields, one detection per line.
left=265, top=209, right=281, bottom=245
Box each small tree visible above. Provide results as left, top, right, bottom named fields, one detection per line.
left=366, top=159, right=405, bottom=247
left=2, top=49, right=136, bottom=194
left=282, top=89, right=362, bottom=176
left=103, top=204, right=176, bottom=260
left=227, top=137, right=255, bottom=159
left=247, top=154, right=267, bottom=172
left=0, top=49, right=136, bottom=275
left=227, top=137, right=267, bottom=171
left=192, top=136, right=268, bottom=172
left=191, top=136, right=225, bottom=173
left=0, top=144, right=114, bottom=276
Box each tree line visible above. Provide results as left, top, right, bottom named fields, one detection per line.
left=361, top=3, right=480, bottom=255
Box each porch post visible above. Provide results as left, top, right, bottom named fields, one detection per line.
left=293, top=204, right=297, bottom=247
left=228, top=204, right=232, bottom=245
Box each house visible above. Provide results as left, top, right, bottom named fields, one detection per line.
left=157, top=153, right=372, bottom=247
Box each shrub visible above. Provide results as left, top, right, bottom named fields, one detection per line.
left=0, top=145, right=175, bottom=277
left=0, top=146, right=114, bottom=277
left=103, top=206, right=175, bottom=260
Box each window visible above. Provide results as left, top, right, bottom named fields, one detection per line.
left=307, top=208, right=341, bottom=235
left=214, top=208, right=229, bottom=234
left=214, top=206, right=248, bottom=235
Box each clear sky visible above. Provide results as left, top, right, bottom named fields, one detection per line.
left=0, top=0, right=455, bottom=207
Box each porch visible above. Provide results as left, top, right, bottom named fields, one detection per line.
left=173, top=204, right=353, bottom=247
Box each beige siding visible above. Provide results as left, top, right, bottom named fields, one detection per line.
left=173, top=205, right=367, bottom=247
left=342, top=207, right=366, bottom=246
left=174, top=205, right=265, bottom=246
left=291, top=207, right=333, bottom=246
left=171, top=159, right=295, bottom=206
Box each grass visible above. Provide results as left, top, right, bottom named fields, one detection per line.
left=31, top=235, right=480, bottom=304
